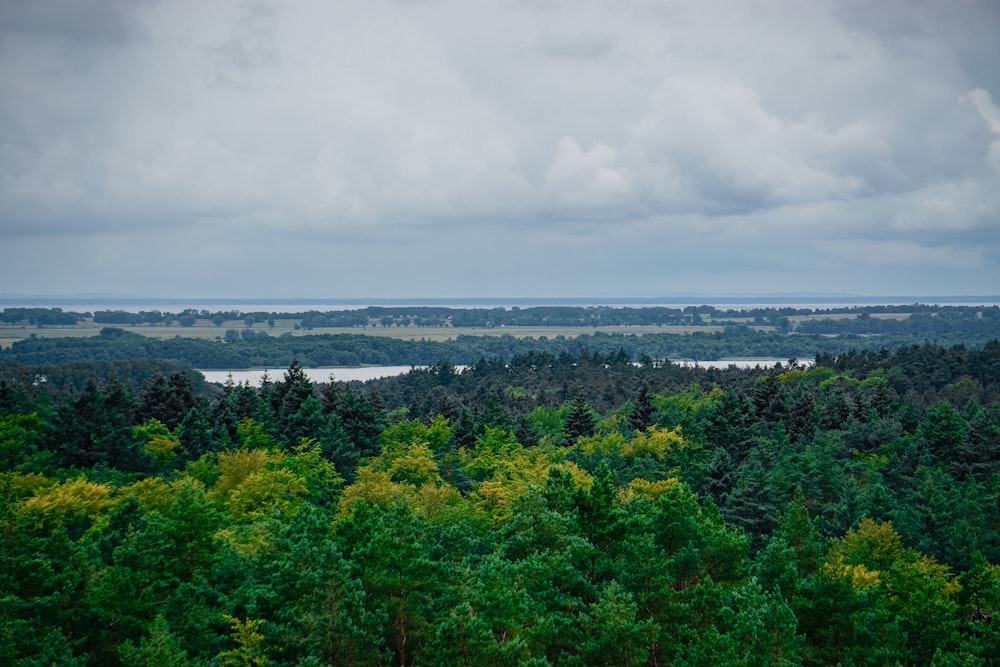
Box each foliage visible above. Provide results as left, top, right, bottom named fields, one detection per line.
left=1, top=341, right=999, bottom=665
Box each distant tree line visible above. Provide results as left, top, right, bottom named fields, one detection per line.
left=93, top=310, right=171, bottom=325
left=3, top=304, right=998, bottom=332
left=0, top=307, right=83, bottom=326
left=796, top=309, right=1000, bottom=335
left=2, top=325, right=999, bottom=369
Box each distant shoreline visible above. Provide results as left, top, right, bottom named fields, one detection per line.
left=3, top=294, right=999, bottom=313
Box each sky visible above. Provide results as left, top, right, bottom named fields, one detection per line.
left=1, top=0, right=999, bottom=300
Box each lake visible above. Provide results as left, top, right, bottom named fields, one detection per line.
left=196, top=358, right=808, bottom=385
left=197, top=366, right=428, bottom=385
left=673, top=358, right=813, bottom=369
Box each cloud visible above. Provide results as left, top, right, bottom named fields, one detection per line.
left=820, top=238, right=985, bottom=269
left=964, top=88, right=1000, bottom=174
left=543, top=138, right=634, bottom=215
left=623, top=75, right=873, bottom=215
left=536, top=29, right=617, bottom=60
left=0, top=0, right=998, bottom=297
left=0, top=0, right=143, bottom=46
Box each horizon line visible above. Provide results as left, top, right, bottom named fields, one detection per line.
left=2, top=294, right=999, bottom=305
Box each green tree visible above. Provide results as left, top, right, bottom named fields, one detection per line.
left=335, top=500, right=441, bottom=666
left=217, top=615, right=267, bottom=667
left=627, top=383, right=655, bottom=433
left=54, top=378, right=142, bottom=471
left=336, top=389, right=386, bottom=460
left=576, top=581, right=656, bottom=666
left=118, top=614, right=194, bottom=667
left=426, top=554, right=535, bottom=666
left=138, top=372, right=196, bottom=431
left=564, top=395, right=597, bottom=443
left=238, top=507, right=388, bottom=666
left=0, top=412, right=43, bottom=471
left=179, top=406, right=215, bottom=462
left=273, top=361, right=315, bottom=445
left=919, top=402, right=968, bottom=464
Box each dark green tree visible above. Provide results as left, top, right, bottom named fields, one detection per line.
left=919, top=401, right=968, bottom=464
left=628, top=383, right=655, bottom=432
left=53, top=378, right=142, bottom=470
left=178, top=406, right=215, bottom=462
left=564, top=395, right=597, bottom=443
left=336, top=389, right=386, bottom=460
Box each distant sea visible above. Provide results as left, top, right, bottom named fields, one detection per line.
left=3, top=296, right=999, bottom=313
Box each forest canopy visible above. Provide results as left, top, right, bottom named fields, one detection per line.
left=2, top=339, right=1000, bottom=664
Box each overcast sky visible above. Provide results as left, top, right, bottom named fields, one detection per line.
left=1, top=0, right=998, bottom=299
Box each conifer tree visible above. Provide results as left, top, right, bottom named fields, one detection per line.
left=564, top=395, right=597, bottom=442
left=628, top=383, right=655, bottom=432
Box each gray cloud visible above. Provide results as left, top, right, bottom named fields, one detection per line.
left=537, top=30, right=618, bottom=60
left=0, top=0, right=144, bottom=46
left=0, top=0, right=997, bottom=298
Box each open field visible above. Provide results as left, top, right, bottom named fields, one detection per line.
left=0, top=320, right=734, bottom=348
left=785, top=312, right=914, bottom=323
left=0, top=307, right=968, bottom=349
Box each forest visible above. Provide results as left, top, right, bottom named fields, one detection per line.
left=2, top=337, right=1000, bottom=665
left=4, top=323, right=1000, bottom=371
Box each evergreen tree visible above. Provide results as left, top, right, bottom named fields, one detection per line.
left=137, top=372, right=197, bottom=431
left=752, top=374, right=785, bottom=423
left=336, top=389, right=386, bottom=459
left=700, top=389, right=753, bottom=463
left=919, top=401, right=968, bottom=464
left=956, top=399, right=1000, bottom=481
left=54, top=378, right=141, bottom=470
left=476, top=390, right=516, bottom=434
left=564, top=395, right=597, bottom=443
left=786, top=388, right=817, bottom=444
left=179, top=406, right=215, bottom=461
left=274, top=360, right=315, bottom=444
left=628, top=383, right=655, bottom=432
left=282, top=394, right=326, bottom=449
left=117, top=614, right=194, bottom=667
left=0, top=379, right=31, bottom=414
left=449, top=407, right=477, bottom=450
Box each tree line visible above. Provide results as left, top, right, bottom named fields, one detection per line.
left=3, top=304, right=998, bottom=333
left=3, top=323, right=1000, bottom=370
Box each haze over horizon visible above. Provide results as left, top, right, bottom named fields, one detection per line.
left=3, top=293, right=999, bottom=312
left=1, top=0, right=999, bottom=299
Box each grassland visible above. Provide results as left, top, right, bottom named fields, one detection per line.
left=0, top=311, right=921, bottom=349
